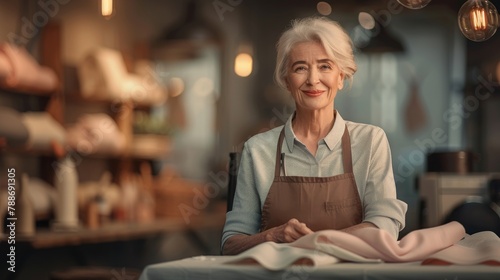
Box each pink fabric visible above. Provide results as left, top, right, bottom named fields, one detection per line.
left=66, top=113, right=126, bottom=155
left=291, top=222, right=467, bottom=263
left=0, top=52, right=12, bottom=79
left=0, top=43, right=58, bottom=93
left=422, top=231, right=500, bottom=265
left=223, top=222, right=500, bottom=269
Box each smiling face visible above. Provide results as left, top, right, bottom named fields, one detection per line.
left=286, top=41, right=344, bottom=112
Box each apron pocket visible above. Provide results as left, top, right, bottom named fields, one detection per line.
left=324, top=198, right=361, bottom=213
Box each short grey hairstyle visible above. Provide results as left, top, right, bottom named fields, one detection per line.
left=274, top=17, right=357, bottom=90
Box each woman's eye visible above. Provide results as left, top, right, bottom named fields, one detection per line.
left=320, top=64, right=332, bottom=70
left=294, top=66, right=307, bottom=72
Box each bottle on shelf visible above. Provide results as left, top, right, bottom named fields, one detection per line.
left=51, top=141, right=80, bottom=231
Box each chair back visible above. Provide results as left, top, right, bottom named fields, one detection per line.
left=227, top=152, right=240, bottom=212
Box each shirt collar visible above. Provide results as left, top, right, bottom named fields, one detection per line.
left=284, top=110, right=346, bottom=153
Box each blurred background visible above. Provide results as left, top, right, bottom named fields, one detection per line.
left=1, top=0, right=500, bottom=279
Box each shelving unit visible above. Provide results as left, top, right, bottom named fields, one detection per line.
left=1, top=20, right=226, bottom=253
left=0, top=21, right=177, bottom=226
left=2, top=21, right=171, bottom=173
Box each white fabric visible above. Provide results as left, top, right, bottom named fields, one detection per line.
left=22, top=112, right=66, bottom=150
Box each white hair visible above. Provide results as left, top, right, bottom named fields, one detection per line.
left=274, top=17, right=357, bottom=90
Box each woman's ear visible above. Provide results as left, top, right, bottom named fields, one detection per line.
left=338, top=73, right=345, bottom=90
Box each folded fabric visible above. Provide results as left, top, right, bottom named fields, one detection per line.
left=0, top=43, right=58, bottom=93
left=422, top=231, right=500, bottom=265
left=290, top=222, right=465, bottom=263
left=223, top=222, right=500, bottom=270
left=346, top=221, right=466, bottom=262
left=22, top=111, right=66, bottom=151
left=223, top=241, right=347, bottom=270
left=78, top=48, right=127, bottom=101
left=78, top=48, right=167, bottom=105
left=0, top=51, right=12, bottom=78
left=66, top=113, right=126, bottom=155
left=0, top=106, right=29, bottom=147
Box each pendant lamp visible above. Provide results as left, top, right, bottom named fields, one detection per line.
left=153, top=0, right=222, bottom=60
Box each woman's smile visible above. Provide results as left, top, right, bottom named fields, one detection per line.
left=302, top=89, right=325, bottom=97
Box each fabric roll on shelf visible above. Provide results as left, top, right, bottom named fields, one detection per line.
left=77, top=48, right=167, bottom=105
left=0, top=43, right=58, bottom=94
left=0, top=106, right=29, bottom=148
left=21, top=111, right=67, bottom=151
left=0, top=51, right=12, bottom=79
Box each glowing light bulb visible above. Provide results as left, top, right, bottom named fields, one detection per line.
left=358, top=12, right=376, bottom=30
left=317, top=2, right=332, bottom=16
left=234, top=53, right=253, bottom=77
left=397, top=0, right=432, bottom=9
left=471, top=7, right=487, bottom=30
left=101, top=0, right=113, bottom=18
left=458, top=0, right=499, bottom=42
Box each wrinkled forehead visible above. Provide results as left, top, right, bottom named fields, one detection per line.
left=287, top=40, right=336, bottom=65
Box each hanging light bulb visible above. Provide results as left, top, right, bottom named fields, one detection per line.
left=458, top=0, right=499, bottom=42
left=234, top=43, right=253, bottom=77
left=316, top=2, right=332, bottom=16
left=234, top=53, right=253, bottom=77
left=397, top=0, right=432, bottom=9
left=101, top=0, right=113, bottom=19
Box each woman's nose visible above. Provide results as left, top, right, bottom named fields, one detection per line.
left=306, top=68, right=319, bottom=85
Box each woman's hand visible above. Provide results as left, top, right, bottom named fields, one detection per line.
left=265, top=218, right=313, bottom=243
left=222, top=219, right=314, bottom=255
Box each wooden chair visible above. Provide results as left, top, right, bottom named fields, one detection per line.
left=226, top=152, right=240, bottom=212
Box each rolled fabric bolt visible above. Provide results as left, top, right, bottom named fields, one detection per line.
left=0, top=43, right=58, bottom=93
left=78, top=48, right=128, bottom=100
left=0, top=52, right=13, bottom=79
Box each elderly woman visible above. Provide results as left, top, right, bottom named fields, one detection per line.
left=221, top=17, right=407, bottom=255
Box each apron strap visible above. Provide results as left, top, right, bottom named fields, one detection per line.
left=341, top=125, right=354, bottom=174
left=274, top=129, right=286, bottom=179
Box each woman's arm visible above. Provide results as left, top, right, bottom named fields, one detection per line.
left=361, top=127, right=407, bottom=238
left=340, top=221, right=377, bottom=234
left=222, top=218, right=313, bottom=255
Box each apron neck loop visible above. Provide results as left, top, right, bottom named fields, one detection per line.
left=274, top=124, right=353, bottom=178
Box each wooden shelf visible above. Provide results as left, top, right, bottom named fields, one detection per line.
left=128, top=134, right=172, bottom=160
left=66, top=91, right=162, bottom=109
left=4, top=212, right=226, bottom=249
left=0, top=87, right=55, bottom=97
left=0, top=146, right=55, bottom=157
left=1, top=136, right=171, bottom=160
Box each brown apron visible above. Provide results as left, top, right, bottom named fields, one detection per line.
left=260, top=126, right=362, bottom=232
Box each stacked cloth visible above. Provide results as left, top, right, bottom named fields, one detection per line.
left=0, top=43, right=58, bottom=93
left=223, top=222, right=500, bottom=270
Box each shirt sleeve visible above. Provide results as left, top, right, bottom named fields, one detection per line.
left=221, top=143, right=262, bottom=251
left=362, top=127, right=407, bottom=239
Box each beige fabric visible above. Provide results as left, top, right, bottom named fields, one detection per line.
left=221, top=222, right=500, bottom=270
